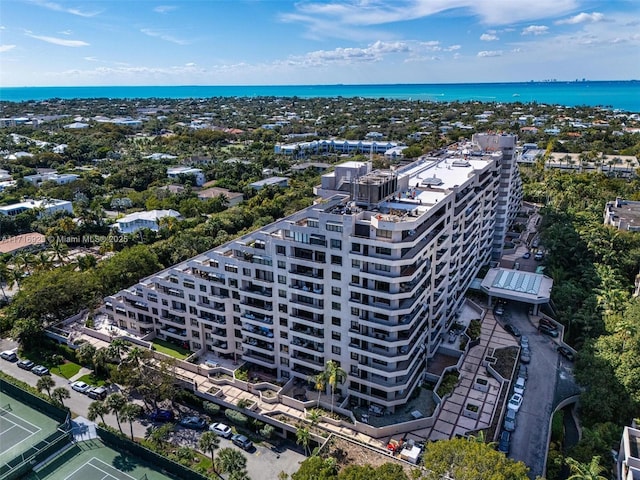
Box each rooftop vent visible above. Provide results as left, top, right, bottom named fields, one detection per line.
left=422, top=174, right=444, bottom=186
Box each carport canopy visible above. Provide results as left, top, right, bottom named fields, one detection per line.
left=480, top=267, right=553, bottom=307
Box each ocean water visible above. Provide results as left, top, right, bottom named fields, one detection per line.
left=1, top=81, right=638, bottom=112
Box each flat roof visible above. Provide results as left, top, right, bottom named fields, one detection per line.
left=480, top=267, right=553, bottom=304
left=0, top=232, right=46, bottom=254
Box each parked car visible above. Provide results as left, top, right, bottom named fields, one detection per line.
left=71, top=381, right=92, bottom=394
left=513, top=377, right=526, bottom=395
left=507, top=393, right=523, bottom=412
left=558, top=346, right=575, bottom=361
left=179, top=416, right=207, bottom=430
left=520, top=336, right=529, bottom=349
left=149, top=409, right=174, bottom=422
left=534, top=252, right=544, bottom=261
left=17, top=359, right=35, bottom=370
left=494, top=305, right=505, bottom=316
left=503, top=409, right=517, bottom=432
left=538, top=324, right=559, bottom=338
left=518, top=364, right=528, bottom=380
left=497, top=430, right=511, bottom=453
left=520, top=347, right=531, bottom=364
left=522, top=252, right=531, bottom=259
left=209, top=422, right=233, bottom=438
left=32, top=365, right=50, bottom=376
left=504, top=323, right=520, bottom=337
left=88, top=386, right=108, bottom=400
left=539, top=318, right=557, bottom=329
left=232, top=434, right=253, bottom=451
left=1, top=350, right=17, bottom=361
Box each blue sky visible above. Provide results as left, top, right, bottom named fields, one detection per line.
left=0, top=0, right=639, bottom=87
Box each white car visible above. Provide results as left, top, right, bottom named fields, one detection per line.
left=1, top=350, right=17, bottom=361
left=71, top=381, right=92, bottom=394
left=507, top=393, right=523, bottom=412
left=209, top=422, right=232, bottom=438
left=513, top=377, right=526, bottom=395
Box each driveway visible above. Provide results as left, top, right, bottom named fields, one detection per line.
left=496, top=305, right=563, bottom=479
left=0, top=338, right=305, bottom=479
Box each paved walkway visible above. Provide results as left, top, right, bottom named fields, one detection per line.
left=69, top=367, right=93, bottom=382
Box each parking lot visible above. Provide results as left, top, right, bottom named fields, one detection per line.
left=495, top=304, right=567, bottom=478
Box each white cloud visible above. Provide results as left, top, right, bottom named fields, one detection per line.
left=154, top=5, right=177, bottom=14
left=0, top=44, right=16, bottom=53
left=84, top=56, right=98, bottom=61
left=480, top=33, right=499, bottom=41
left=477, top=50, right=503, bottom=57
left=29, top=0, right=101, bottom=17
left=58, top=30, right=72, bottom=36
left=556, top=12, right=604, bottom=25
left=522, top=25, right=549, bottom=35
left=444, top=45, right=461, bottom=51
left=185, top=62, right=196, bottom=66
left=25, top=32, right=89, bottom=47
left=141, top=28, right=189, bottom=45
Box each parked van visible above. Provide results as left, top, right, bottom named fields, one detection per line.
left=88, top=386, right=108, bottom=400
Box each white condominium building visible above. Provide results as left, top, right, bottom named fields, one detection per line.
left=105, top=133, right=520, bottom=411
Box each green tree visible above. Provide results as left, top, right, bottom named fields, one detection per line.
left=36, top=375, right=55, bottom=397
left=11, top=317, right=44, bottom=349
left=292, top=456, right=338, bottom=480
left=325, top=360, right=346, bottom=413
left=75, top=343, right=97, bottom=367
left=421, top=436, right=529, bottom=479
left=215, top=447, right=247, bottom=477
left=105, top=393, right=127, bottom=434
left=296, top=427, right=312, bottom=456
left=145, top=422, right=173, bottom=451
left=198, top=431, right=221, bottom=473
left=52, top=387, right=70, bottom=407
left=566, top=456, right=607, bottom=480
left=87, top=400, right=109, bottom=425
left=119, top=403, right=143, bottom=441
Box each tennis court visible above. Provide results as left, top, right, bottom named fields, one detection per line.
left=0, top=391, right=60, bottom=467
left=65, top=457, right=148, bottom=480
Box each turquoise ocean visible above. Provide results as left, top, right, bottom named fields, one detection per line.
left=1, top=81, right=639, bottom=112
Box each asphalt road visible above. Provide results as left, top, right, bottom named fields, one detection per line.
left=496, top=305, right=564, bottom=479
left=0, top=338, right=304, bottom=480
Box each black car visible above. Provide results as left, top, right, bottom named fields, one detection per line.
left=538, top=324, right=559, bottom=338
left=17, top=359, right=35, bottom=370
left=231, top=434, right=253, bottom=451
left=497, top=430, right=511, bottom=454
left=503, top=409, right=517, bottom=432
left=149, top=409, right=175, bottom=422
left=504, top=323, right=521, bottom=337
left=558, top=346, right=575, bottom=361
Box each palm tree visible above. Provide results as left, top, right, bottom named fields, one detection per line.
left=198, top=431, right=220, bottom=473
left=49, top=239, right=69, bottom=265
left=565, top=456, right=607, bottom=480
left=123, top=346, right=149, bottom=367
left=107, top=339, right=129, bottom=363
left=310, top=372, right=326, bottom=408
left=145, top=423, right=173, bottom=452
left=296, top=426, right=311, bottom=456
left=36, top=376, right=55, bottom=397
left=52, top=387, right=70, bottom=407
left=87, top=400, right=109, bottom=425
left=93, top=347, right=110, bottom=376
left=215, top=448, right=248, bottom=477
left=306, top=408, right=321, bottom=431
left=105, top=393, right=127, bottom=433
left=0, top=261, right=10, bottom=301
left=75, top=254, right=97, bottom=271
left=325, top=360, right=346, bottom=413
left=33, top=251, right=53, bottom=272
left=119, top=403, right=142, bottom=441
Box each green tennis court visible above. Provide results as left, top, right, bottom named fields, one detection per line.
left=0, top=392, right=60, bottom=468
left=65, top=457, right=145, bottom=480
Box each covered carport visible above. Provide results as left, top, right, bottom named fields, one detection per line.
left=480, top=267, right=553, bottom=315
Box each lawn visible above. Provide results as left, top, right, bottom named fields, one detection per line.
left=75, top=373, right=107, bottom=387
left=152, top=339, right=191, bottom=359
left=50, top=361, right=82, bottom=379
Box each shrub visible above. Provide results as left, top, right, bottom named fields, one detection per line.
left=225, top=409, right=248, bottom=426
left=260, top=424, right=275, bottom=439
left=466, top=319, right=482, bottom=341
left=235, top=368, right=249, bottom=382
left=436, top=370, right=460, bottom=398
left=237, top=398, right=252, bottom=409
left=203, top=401, right=221, bottom=417
left=175, top=389, right=203, bottom=408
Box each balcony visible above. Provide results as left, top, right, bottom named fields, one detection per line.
left=291, top=323, right=324, bottom=339
left=160, top=326, right=187, bottom=337
left=289, top=266, right=324, bottom=279
left=291, top=309, right=324, bottom=325
left=242, top=312, right=273, bottom=325
left=243, top=337, right=274, bottom=351
left=291, top=350, right=324, bottom=367
left=161, top=313, right=185, bottom=325
left=291, top=282, right=324, bottom=294
left=241, top=283, right=273, bottom=297
left=242, top=324, right=274, bottom=338
left=292, top=336, right=324, bottom=353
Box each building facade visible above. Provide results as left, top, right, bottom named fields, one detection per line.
left=105, top=134, right=520, bottom=411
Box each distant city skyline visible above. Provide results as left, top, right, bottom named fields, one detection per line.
left=0, top=0, right=639, bottom=87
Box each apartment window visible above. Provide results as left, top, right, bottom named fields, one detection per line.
left=278, top=275, right=287, bottom=284
left=233, top=305, right=240, bottom=312
left=162, top=299, right=168, bottom=306
left=190, top=319, right=199, bottom=326
left=130, top=322, right=136, bottom=329
left=279, top=289, right=287, bottom=298
left=375, top=263, right=391, bottom=272
left=307, top=218, right=319, bottom=228
left=279, top=305, right=288, bottom=313
left=351, top=275, right=360, bottom=284
left=192, top=330, right=200, bottom=338
left=351, top=352, right=359, bottom=360
left=331, top=286, right=341, bottom=296
left=280, top=345, right=289, bottom=353
left=184, top=281, right=195, bottom=289
left=331, top=255, right=342, bottom=266
left=332, top=346, right=341, bottom=355
left=332, top=317, right=341, bottom=326
left=375, top=246, right=392, bottom=256
left=326, top=223, right=343, bottom=232
left=279, top=318, right=288, bottom=327
left=351, top=259, right=360, bottom=268
left=351, top=307, right=360, bottom=316
left=377, top=229, right=392, bottom=239
left=332, top=271, right=341, bottom=280
left=280, top=358, right=289, bottom=366
left=332, top=331, right=341, bottom=341
left=243, top=268, right=251, bottom=276
left=225, top=264, right=238, bottom=273
left=330, top=239, right=342, bottom=249
left=229, top=279, right=238, bottom=288
left=192, top=342, right=201, bottom=350
left=277, top=260, right=286, bottom=269
left=276, top=245, right=286, bottom=255
left=332, top=302, right=341, bottom=311
left=128, top=311, right=136, bottom=319
left=152, top=308, right=158, bottom=315
left=199, top=285, right=206, bottom=292
left=352, top=243, right=361, bottom=252
left=188, top=294, right=195, bottom=302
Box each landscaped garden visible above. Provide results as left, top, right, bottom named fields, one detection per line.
left=152, top=339, right=191, bottom=359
